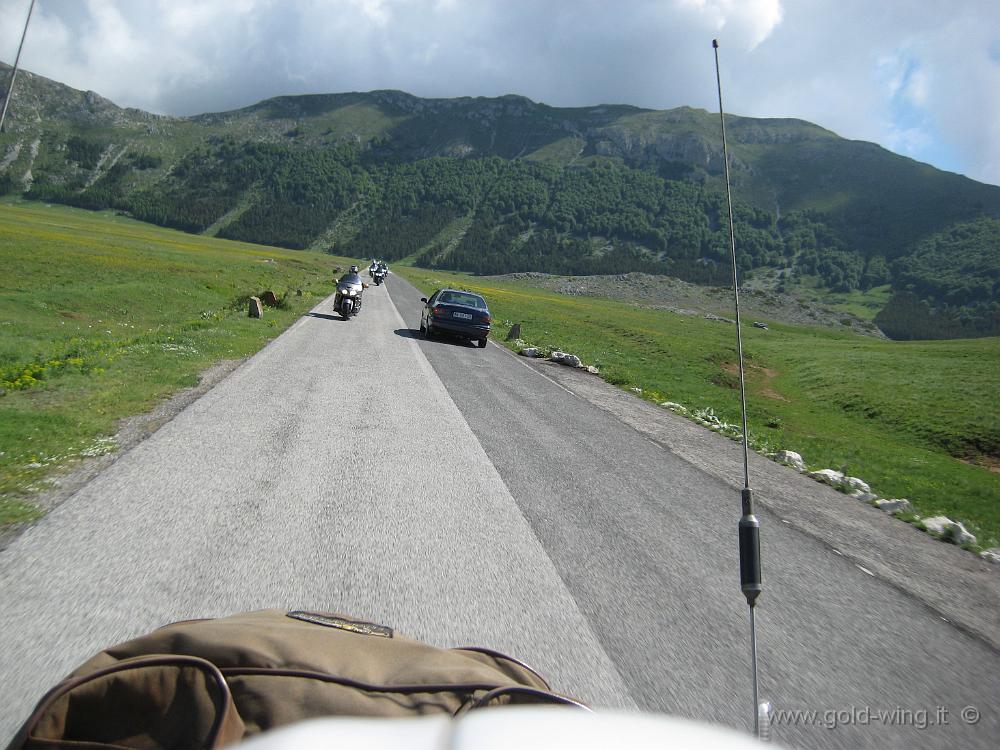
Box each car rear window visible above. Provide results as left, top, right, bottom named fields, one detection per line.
left=439, top=292, right=486, bottom=309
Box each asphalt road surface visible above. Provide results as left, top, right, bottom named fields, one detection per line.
left=1, top=273, right=997, bottom=749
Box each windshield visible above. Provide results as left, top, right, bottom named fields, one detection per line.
left=438, top=291, right=486, bottom=309
left=339, top=273, right=362, bottom=286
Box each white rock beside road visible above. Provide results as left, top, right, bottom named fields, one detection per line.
left=775, top=450, right=805, bottom=472
left=550, top=351, right=582, bottom=367
left=844, top=476, right=871, bottom=494
left=875, top=498, right=912, bottom=514
left=922, top=516, right=977, bottom=546
left=808, top=469, right=845, bottom=485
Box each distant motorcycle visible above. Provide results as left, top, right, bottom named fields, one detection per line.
left=372, top=265, right=387, bottom=286
left=334, top=268, right=366, bottom=319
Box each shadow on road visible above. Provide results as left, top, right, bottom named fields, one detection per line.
left=307, top=312, right=347, bottom=322
left=393, top=328, right=476, bottom=347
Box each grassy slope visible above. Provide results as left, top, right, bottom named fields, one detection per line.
left=397, top=266, right=1000, bottom=546
left=0, top=200, right=344, bottom=526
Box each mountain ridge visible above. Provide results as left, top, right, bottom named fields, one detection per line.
left=2, top=61, right=998, bottom=338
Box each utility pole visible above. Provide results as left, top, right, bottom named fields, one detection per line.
left=0, top=0, right=37, bottom=134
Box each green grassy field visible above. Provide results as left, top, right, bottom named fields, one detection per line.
left=397, top=266, right=1000, bottom=547
left=0, top=200, right=344, bottom=527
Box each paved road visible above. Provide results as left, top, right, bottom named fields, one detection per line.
left=0, top=275, right=997, bottom=749
left=386, top=274, right=999, bottom=749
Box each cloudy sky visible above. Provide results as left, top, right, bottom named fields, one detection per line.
left=2, top=0, right=999, bottom=186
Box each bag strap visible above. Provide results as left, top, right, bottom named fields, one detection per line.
left=461, top=686, right=591, bottom=713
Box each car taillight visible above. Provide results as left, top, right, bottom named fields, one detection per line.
left=483, top=314, right=491, bottom=323
left=433, top=306, right=445, bottom=316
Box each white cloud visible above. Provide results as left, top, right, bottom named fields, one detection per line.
left=904, top=67, right=928, bottom=107
left=675, top=0, right=783, bottom=50
left=349, top=0, right=393, bottom=27
left=886, top=125, right=933, bottom=155
left=1, top=0, right=998, bottom=185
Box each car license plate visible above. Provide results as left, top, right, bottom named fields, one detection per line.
left=454, top=312, right=473, bottom=319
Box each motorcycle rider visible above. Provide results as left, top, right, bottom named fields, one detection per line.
left=368, top=259, right=378, bottom=277
left=336, top=265, right=365, bottom=314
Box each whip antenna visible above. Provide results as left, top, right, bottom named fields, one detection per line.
left=0, top=0, right=36, bottom=134
left=711, top=38, right=768, bottom=739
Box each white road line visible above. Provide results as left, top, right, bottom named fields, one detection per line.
left=490, top=342, right=581, bottom=398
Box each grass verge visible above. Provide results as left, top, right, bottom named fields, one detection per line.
left=0, top=200, right=347, bottom=527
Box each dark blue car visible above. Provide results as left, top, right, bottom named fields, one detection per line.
left=419, top=289, right=491, bottom=348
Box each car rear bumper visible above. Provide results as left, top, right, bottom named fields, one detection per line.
left=429, top=318, right=490, bottom=339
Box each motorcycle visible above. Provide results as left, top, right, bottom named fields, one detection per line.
left=334, top=271, right=366, bottom=320
left=372, top=265, right=387, bottom=286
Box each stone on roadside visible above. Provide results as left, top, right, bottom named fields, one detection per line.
left=921, top=516, right=953, bottom=536
left=980, top=548, right=1000, bottom=565
left=775, top=450, right=805, bottom=472
left=520, top=347, right=539, bottom=358
left=851, top=491, right=878, bottom=503
left=505, top=323, right=522, bottom=341
left=947, top=521, right=977, bottom=546
left=261, top=290, right=279, bottom=307
left=808, top=469, right=845, bottom=486
left=921, top=515, right=977, bottom=545
left=248, top=297, right=263, bottom=318
left=586, top=365, right=600, bottom=374
left=550, top=351, right=582, bottom=367
left=753, top=321, right=769, bottom=330
left=875, top=498, right=912, bottom=514
left=843, top=476, right=871, bottom=494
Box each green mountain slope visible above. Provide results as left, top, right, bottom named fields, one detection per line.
left=2, top=62, right=998, bottom=338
